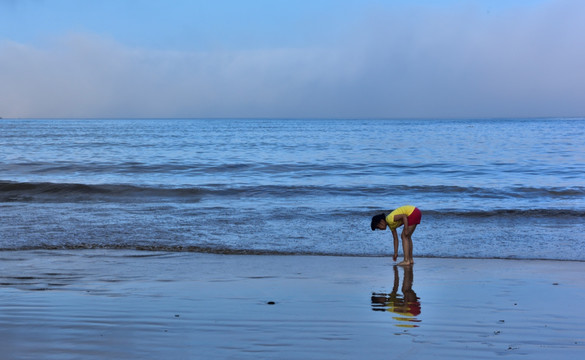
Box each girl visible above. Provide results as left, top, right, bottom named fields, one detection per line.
left=371, top=205, right=422, bottom=266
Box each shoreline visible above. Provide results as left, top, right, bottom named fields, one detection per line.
left=1, top=250, right=584, bottom=359
left=1, top=246, right=583, bottom=263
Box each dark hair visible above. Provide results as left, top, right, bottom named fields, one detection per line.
left=371, top=213, right=386, bottom=231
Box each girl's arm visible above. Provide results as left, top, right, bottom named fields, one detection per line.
left=391, top=228, right=399, bottom=261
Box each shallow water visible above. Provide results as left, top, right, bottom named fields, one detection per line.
left=1, top=251, right=584, bottom=359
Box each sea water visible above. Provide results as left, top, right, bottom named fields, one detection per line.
left=1, top=118, right=584, bottom=260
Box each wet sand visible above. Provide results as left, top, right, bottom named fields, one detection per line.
left=1, top=250, right=584, bottom=359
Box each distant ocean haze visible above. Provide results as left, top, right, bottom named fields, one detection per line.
left=1, top=118, right=584, bottom=260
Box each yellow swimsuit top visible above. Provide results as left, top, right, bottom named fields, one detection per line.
left=385, top=205, right=416, bottom=230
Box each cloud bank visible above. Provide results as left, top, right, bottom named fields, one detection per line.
left=1, top=1, right=584, bottom=118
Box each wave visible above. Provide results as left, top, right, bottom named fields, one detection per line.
left=2, top=180, right=584, bottom=204
left=5, top=161, right=583, bottom=184
left=418, top=208, right=585, bottom=218
left=1, top=243, right=582, bottom=262
left=0, top=181, right=204, bottom=202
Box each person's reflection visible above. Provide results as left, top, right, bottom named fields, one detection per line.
left=371, top=265, right=421, bottom=327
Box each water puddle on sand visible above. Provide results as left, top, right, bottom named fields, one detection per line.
left=371, top=265, right=421, bottom=328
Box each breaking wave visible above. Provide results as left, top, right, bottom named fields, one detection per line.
left=2, top=180, right=584, bottom=205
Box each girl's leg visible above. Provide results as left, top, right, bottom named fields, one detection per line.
left=400, top=233, right=410, bottom=265
left=409, top=224, right=417, bottom=263
left=399, top=224, right=417, bottom=266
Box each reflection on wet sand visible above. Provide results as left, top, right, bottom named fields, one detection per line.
left=371, top=265, right=421, bottom=327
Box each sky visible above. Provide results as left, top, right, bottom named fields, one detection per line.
left=1, top=0, right=584, bottom=119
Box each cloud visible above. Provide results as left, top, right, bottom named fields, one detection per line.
left=0, top=34, right=357, bottom=118
left=1, top=0, right=585, bottom=118
left=342, top=0, right=585, bottom=118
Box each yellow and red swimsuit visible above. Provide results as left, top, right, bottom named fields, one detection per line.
left=385, top=205, right=422, bottom=230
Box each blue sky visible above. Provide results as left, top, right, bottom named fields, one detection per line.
left=1, top=0, right=584, bottom=118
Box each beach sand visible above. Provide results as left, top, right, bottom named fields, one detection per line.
left=1, top=250, right=584, bottom=359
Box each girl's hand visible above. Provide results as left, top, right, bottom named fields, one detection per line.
left=393, top=253, right=398, bottom=261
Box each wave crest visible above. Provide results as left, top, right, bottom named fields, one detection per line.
left=2, top=180, right=584, bottom=203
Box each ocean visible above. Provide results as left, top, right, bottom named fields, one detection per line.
left=1, top=118, right=584, bottom=260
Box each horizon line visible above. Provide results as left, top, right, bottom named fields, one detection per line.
left=2, top=116, right=584, bottom=121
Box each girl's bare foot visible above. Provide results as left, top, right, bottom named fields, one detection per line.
left=397, top=260, right=412, bottom=266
